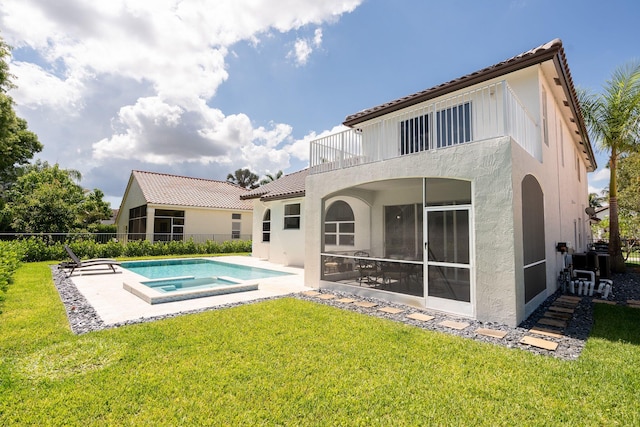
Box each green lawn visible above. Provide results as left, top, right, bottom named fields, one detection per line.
left=1, top=262, right=639, bottom=426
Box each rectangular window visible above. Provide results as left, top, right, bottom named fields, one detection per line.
left=128, top=204, right=147, bottom=241
left=436, top=102, right=472, bottom=148
left=232, top=213, right=241, bottom=220
left=400, top=114, right=430, bottom=155
left=284, top=203, right=301, bottom=229
left=231, top=222, right=241, bottom=239
left=324, top=222, right=355, bottom=246
left=153, top=209, right=185, bottom=242
left=399, top=102, right=472, bottom=154
left=262, top=210, right=271, bottom=242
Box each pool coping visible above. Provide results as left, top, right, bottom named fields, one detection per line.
left=123, top=276, right=260, bottom=304
left=65, top=256, right=308, bottom=325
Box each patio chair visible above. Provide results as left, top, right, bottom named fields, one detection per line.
left=354, top=251, right=381, bottom=285
left=59, top=245, right=121, bottom=278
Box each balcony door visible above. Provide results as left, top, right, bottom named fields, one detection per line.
left=424, top=205, right=473, bottom=317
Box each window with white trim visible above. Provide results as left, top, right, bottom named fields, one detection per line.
left=231, top=213, right=241, bottom=239
left=325, top=201, right=355, bottom=246
left=262, top=209, right=271, bottom=242
left=284, top=203, right=301, bottom=230
left=400, top=102, right=472, bottom=154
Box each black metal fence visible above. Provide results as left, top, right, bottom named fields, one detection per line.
left=0, top=233, right=253, bottom=244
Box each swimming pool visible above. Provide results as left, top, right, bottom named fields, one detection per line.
left=121, top=258, right=291, bottom=281
left=121, top=258, right=291, bottom=304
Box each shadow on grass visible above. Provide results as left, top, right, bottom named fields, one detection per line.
left=589, top=303, right=640, bottom=346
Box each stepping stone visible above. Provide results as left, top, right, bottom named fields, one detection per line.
left=537, top=318, right=568, bottom=328
left=543, top=311, right=572, bottom=321
left=406, top=313, right=435, bottom=322
left=557, top=295, right=581, bottom=303
left=378, top=307, right=404, bottom=315
left=594, top=300, right=617, bottom=305
left=548, top=306, right=574, bottom=314
left=336, top=298, right=356, bottom=304
left=553, top=301, right=578, bottom=309
left=302, top=290, right=321, bottom=296
left=317, top=294, right=336, bottom=300
left=438, top=320, right=470, bottom=330
left=354, top=301, right=378, bottom=308
left=476, top=328, right=507, bottom=339
left=520, top=335, right=558, bottom=351
left=529, top=327, right=564, bottom=339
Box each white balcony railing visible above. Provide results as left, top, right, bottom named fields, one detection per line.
left=310, top=81, right=540, bottom=174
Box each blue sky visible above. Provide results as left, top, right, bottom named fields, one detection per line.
left=1, top=0, right=638, bottom=207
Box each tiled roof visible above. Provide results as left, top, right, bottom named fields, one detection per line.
left=342, top=38, right=595, bottom=171
left=132, top=170, right=253, bottom=210
left=345, top=39, right=565, bottom=124
left=241, top=169, right=308, bottom=201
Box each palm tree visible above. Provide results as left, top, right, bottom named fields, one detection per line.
left=588, top=192, right=605, bottom=209
left=579, top=61, right=640, bottom=272
left=259, top=170, right=283, bottom=186
left=226, top=168, right=259, bottom=189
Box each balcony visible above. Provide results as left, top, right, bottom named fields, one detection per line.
left=310, top=81, right=540, bottom=174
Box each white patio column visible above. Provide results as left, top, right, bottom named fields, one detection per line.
left=146, top=206, right=155, bottom=242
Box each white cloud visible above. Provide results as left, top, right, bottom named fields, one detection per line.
left=288, top=28, right=324, bottom=66
left=0, top=0, right=363, bottom=201
left=313, top=28, right=323, bottom=47
left=289, top=39, right=314, bottom=66
left=589, top=168, right=610, bottom=182
left=285, top=125, right=349, bottom=162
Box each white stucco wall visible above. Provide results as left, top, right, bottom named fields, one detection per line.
left=249, top=197, right=305, bottom=267
left=115, top=178, right=146, bottom=235
left=304, top=61, right=590, bottom=326
left=184, top=207, right=252, bottom=238
left=306, top=136, right=519, bottom=325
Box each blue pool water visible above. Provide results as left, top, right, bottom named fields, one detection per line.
left=142, top=276, right=240, bottom=293
left=120, top=258, right=291, bottom=281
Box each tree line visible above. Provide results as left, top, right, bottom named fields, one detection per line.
left=0, top=36, right=284, bottom=236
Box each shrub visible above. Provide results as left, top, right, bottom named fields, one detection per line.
left=0, top=241, right=23, bottom=311
left=4, top=236, right=252, bottom=262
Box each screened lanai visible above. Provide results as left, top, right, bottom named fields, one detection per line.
left=321, top=177, right=474, bottom=316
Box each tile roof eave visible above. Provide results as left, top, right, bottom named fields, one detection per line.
left=343, top=40, right=563, bottom=127
left=342, top=38, right=597, bottom=171
left=260, top=191, right=305, bottom=202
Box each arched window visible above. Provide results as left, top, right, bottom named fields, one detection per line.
left=522, top=175, right=546, bottom=303
left=262, top=209, right=271, bottom=242
left=325, top=201, right=355, bottom=246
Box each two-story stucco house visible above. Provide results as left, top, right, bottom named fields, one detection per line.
left=301, top=39, right=596, bottom=326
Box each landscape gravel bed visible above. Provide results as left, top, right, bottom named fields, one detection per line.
left=51, top=266, right=639, bottom=360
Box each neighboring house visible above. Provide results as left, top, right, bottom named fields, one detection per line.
left=590, top=206, right=609, bottom=241
left=241, top=169, right=308, bottom=267
left=101, top=209, right=119, bottom=225
left=116, top=171, right=253, bottom=242
left=300, top=39, right=596, bottom=326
